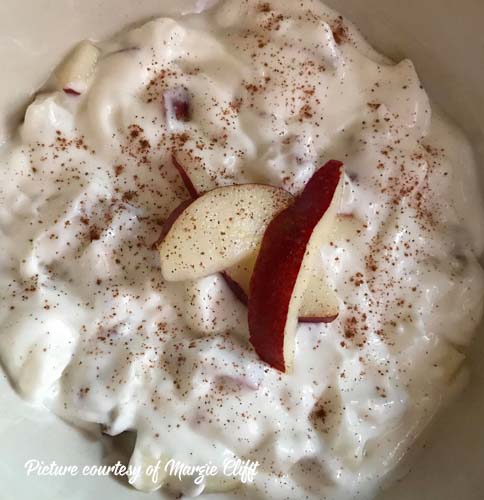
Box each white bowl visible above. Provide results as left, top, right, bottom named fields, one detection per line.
left=0, top=1, right=482, bottom=499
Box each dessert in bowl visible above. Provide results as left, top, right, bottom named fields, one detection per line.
left=0, top=0, right=483, bottom=498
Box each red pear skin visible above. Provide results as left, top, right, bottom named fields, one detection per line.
left=248, top=161, right=343, bottom=372
left=298, top=314, right=338, bottom=324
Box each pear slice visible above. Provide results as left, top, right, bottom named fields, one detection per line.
left=248, top=161, right=344, bottom=372
left=224, top=248, right=339, bottom=323
left=159, top=184, right=293, bottom=281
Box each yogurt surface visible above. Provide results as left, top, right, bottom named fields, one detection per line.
left=1, top=1, right=483, bottom=498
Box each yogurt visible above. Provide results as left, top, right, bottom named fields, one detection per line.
left=0, top=0, right=483, bottom=498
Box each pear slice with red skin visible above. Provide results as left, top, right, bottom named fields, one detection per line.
left=248, top=161, right=343, bottom=372
left=224, top=248, right=339, bottom=323
left=158, top=183, right=293, bottom=281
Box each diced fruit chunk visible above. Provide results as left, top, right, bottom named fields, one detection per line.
left=164, top=87, right=191, bottom=125
left=248, top=161, right=343, bottom=372
left=159, top=184, right=293, bottom=281
left=55, top=41, right=100, bottom=92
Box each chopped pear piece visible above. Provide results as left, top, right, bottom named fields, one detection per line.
left=248, top=161, right=343, bottom=372
left=55, top=40, right=100, bottom=92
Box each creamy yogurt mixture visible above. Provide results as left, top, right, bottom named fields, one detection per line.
left=1, top=0, right=484, bottom=498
